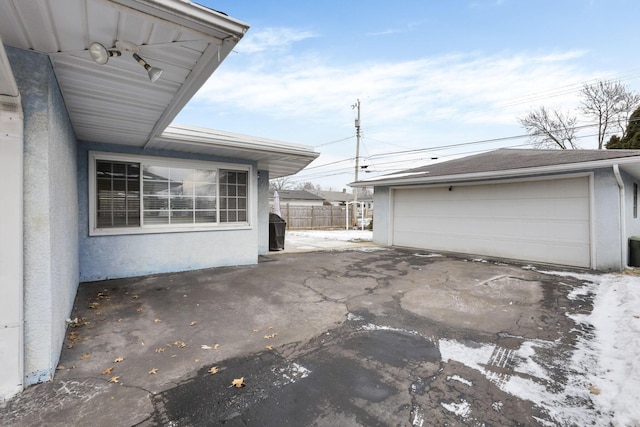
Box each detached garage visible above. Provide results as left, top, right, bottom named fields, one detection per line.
left=353, top=149, right=640, bottom=271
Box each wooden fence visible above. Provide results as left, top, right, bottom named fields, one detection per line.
left=277, top=205, right=347, bottom=229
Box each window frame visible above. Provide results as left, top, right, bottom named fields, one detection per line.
left=89, top=151, right=253, bottom=236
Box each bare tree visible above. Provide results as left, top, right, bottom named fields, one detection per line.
left=580, top=80, right=640, bottom=149
left=613, top=90, right=640, bottom=135
left=269, top=176, right=293, bottom=191
left=518, top=106, right=578, bottom=149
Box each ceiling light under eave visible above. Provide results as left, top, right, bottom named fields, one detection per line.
left=132, top=53, right=163, bottom=83
left=89, top=41, right=164, bottom=83
left=89, top=42, right=122, bottom=65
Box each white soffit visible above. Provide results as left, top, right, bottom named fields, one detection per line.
left=154, top=124, right=320, bottom=178
left=0, top=0, right=248, bottom=145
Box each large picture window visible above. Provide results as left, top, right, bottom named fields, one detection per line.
left=90, top=152, right=251, bottom=235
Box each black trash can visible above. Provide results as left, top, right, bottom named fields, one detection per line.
left=269, top=213, right=286, bottom=251
left=629, top=236, right=640, bottom=267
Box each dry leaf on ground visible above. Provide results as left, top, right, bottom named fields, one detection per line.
left=208, top=366, right=219, bottom=375
left=148, top=368, right=158, bottom=375
left=101, top=367, right=114, bottom=375
left=214, top=344, right=220, bottom=349
left=81, top=354, right=90, bottom=360
left=589, top=385, right=601, bottom=395
left=265, top=345, right=274, bottom=351
left=109, top=376, right=120, bottom=383
left=190, top=321, right=197, bottom=326
left=155, top=347, right=166, bottom=353
left=114, top=356, right=124, bottom=363
left=230, top=377, right=245, bottom=388
left=153, top=318, right=162, bottom=323
left=264, top=333, right=277, bottom=339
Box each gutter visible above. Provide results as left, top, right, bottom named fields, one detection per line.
left=613, top=164, right=629, bottom=270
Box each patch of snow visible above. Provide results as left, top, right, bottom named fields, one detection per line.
left=274, top=362, right=311, bottom=387
left=346, top=313, right=364, bottom=321
left=411, top=404, right=425, bottom=427
left=441, top=399, right=471, bottom=419
left=440, top=271, right=640, bottom=426
left=287, top=229, right=372, bottom=242
left=446, top=375, right=473, bottom=386
left=414, top=253, right=443, bottom=258
left=491, top=401, right=503, bottom=412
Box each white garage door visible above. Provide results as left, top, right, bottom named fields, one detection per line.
left=392, top=176, right=591, bottom=267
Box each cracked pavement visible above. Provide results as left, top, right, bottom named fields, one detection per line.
left=0, top=248, right=596, bottom=426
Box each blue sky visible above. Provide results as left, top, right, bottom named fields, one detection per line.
left=176, top=0, right=640, bottom=190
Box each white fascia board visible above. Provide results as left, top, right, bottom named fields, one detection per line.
left=111, top=0, right=249, bottom=40
left=351, top=155, right=640, bottom=187
left=158, top=124, right=320, bottom=159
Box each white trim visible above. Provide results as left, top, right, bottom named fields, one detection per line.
left=613, top=165, right=627, bottom=269
left=387, top=171, right=592, bottom=191
left=88, top=151, right=252, bottom=236
left=588, top=173, right=597, bottom=270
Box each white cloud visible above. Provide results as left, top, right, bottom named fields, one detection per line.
left=237, top=27, right=317, bottom=54
left=196, top=47, right=597, bottom=130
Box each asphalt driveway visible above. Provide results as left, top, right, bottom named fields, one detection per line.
left=1, top=247, right=596, bottom=426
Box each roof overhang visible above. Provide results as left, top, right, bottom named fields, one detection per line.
left=0, top=0, right=248, bottom=146
left=154, top=124, right=320, bottom=178
left=352, top=155, right=640, bottom=187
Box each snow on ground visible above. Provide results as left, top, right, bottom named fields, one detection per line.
left=286, top=229, right=372, bottom=242
left=440, top=270, right=640, bottom=426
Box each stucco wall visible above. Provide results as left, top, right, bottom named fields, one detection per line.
left=592, top=168, right=623, bottom=271
left=7, top=47, right=79, bottom=385
left=77, top=142, right=261, bottom=282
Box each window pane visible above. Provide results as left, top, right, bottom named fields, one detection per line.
left=144, top=196, right=168, bottom=210
left=219, top=170, right=248, bottom=223
left=195, top=210, right=217, bottom=223
left=170, top=196, right=193, bottom=210
left=143, top=211, right=169, bottom=224
left=195, top=197, right=216, bottom=210
left=96, top=160, right=140, bottom=228
left=171, top=210, right=193, bottom=224
left=142, top=165, right=217, bottom=226
left=195, top=183, right=216, bottom=197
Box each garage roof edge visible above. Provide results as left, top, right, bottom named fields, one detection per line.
left=351, top=154, right=640, bottom=187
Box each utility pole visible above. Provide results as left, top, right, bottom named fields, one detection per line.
left=352, top=99, right=361, bottom=227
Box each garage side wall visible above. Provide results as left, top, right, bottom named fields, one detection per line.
left=592, top=168, right=623, bottom=271
left=372, top=187, right=391, bottom=245
left=77, top=142, right=260, bottom=282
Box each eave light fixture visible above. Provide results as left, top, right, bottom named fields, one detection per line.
left=88, top=41, right=163, bottom=83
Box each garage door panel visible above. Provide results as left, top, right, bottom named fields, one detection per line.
left=392, top=177, right=591, bottom=268
left=394, top=229, right=590, bottom=267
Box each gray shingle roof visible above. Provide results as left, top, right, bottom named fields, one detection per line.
left=381, top=148, right=640, bottom=180
left=270, top=190, right=325, bottom=201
